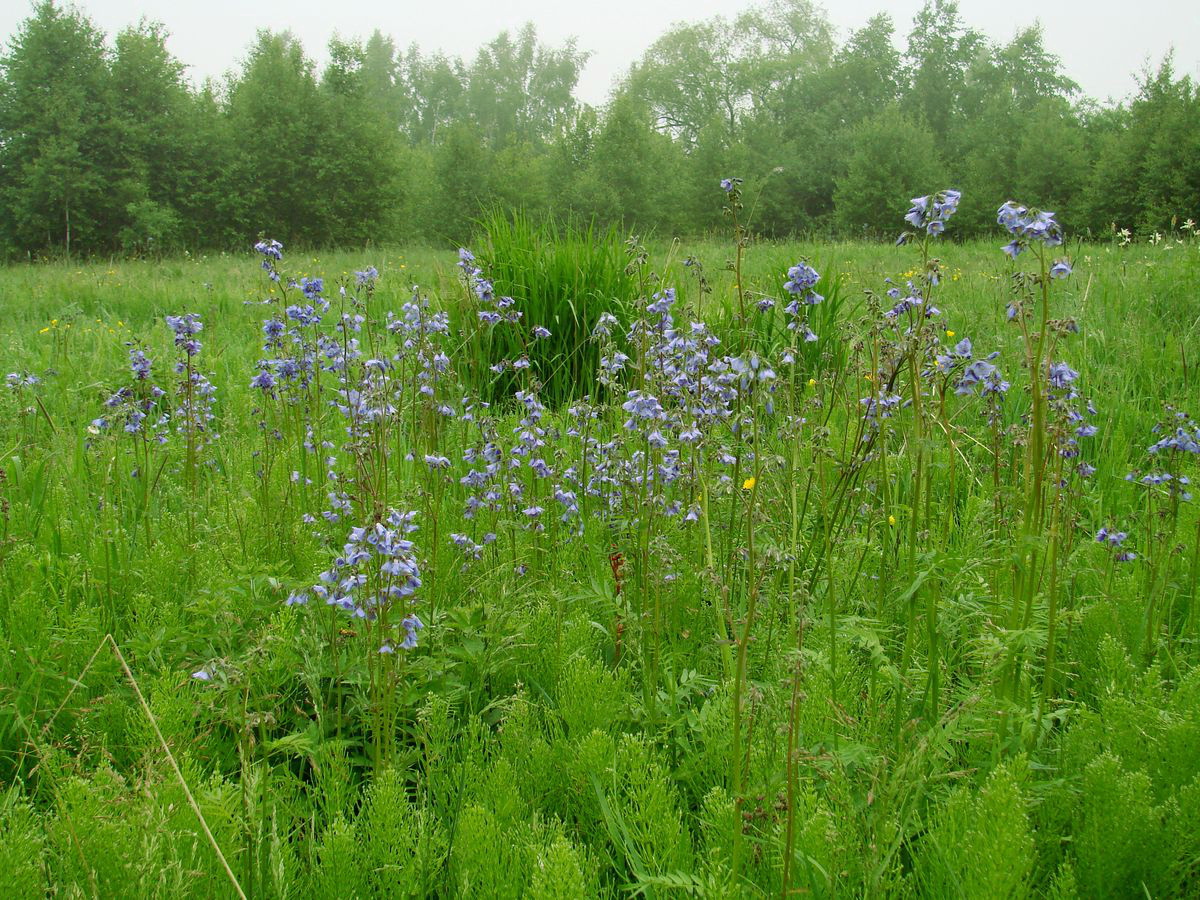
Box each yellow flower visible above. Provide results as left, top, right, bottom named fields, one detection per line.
left=807, top=378, right=816, bottom=387
left=742, top=477, right=756, bottom=491
left=888, top=514, right=896, bottom=526
left=39, top=327, right=50, bottom=334
left=945, top=330, right=955, bottom=338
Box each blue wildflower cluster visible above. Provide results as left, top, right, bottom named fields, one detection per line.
left=997, top=201, right=1064, bottom=258
left=288, top=509, right=424, bottom=651
left=934, top=337, right=1010, bottom=397
left=91, top=345, right=170, bottom=444
left=250, top=245, right=333, bottom=395
left=7, top=371, right=40, bottom=389
left=579, top=279, right=787, bottom=524
left=901, top=189, right=962, bottom=239
left=1042, top=360, right=1099, bottom=471
left=458, top=248, right=522, bottom=331
left=860, top=390, right=904, bottom=428
left=882, top=278, right=941, bottom=323
left=387, top=289, right=455, bottom=419
left=166, top=314, right=218, bottom=450
left=455, top=379, right=580, bottom=546
left=1124, top=410, right=1200, bottom=502
left=165, top=313, right=203, bottom=358
left=1148, top=413, right=1200, bottom=456
left=1096, top=527, right=1137, bottom=563
left=782, top=261, right=822, bottom=343
left=254, top=238, right=283, bottom=283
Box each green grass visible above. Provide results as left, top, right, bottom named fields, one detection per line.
left=473, top=208, right=642, bottom=405
left=1, top=230, right=1199, bottom=897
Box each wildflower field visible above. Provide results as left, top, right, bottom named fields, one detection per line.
left=2, top=196, right=1200, bottom=898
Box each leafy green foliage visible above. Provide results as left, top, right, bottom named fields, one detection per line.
left=3, top=2, right=1199, bottom=258
left=913, top=763, right=1033, bottom=897
left=833, top=106, right=948, bottom=237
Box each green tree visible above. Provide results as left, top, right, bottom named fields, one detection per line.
left=576, top=92, right=684, bottom=231
left=1081, top=57, right=1200, bottom=232
left=627, top=1, right=832, bottom=148
left=465, top=24, right=588, bottom=149
left=903, top=1, right=986, bottom=148
left=625, top=18, right=742, bottom=146
left=224, top=30, right=326, bottom=244
left=360, top=30, right=409, bottom=130
left=833, top=104, right=948, bottom=236
left=1011, top=98, right=1089, bottom=228
left=924, top=23, right=1082, bottom=233
left=108, top=20, right=198, bottom=253
left=1134, top=64, right=1200, bottom=230
left=316, top=38, right=405, bottom=245
left=0, top=1, right=116, bottom=256
left=425, top=121, right=491, bottom=243
left=732, top=0, right=834, bottom=113
left=758, top=13, right=902, bottom=234
left=401, top=49, right=465, bottom=145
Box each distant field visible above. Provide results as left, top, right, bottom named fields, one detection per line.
left=1, top=230, right=1198, bottom=897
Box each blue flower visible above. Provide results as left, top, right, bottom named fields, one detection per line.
left=902, top=189, right=961, bottom=237
left=646, top=288, right=676, bottom=316
left=129, top=349, right=152, bottom=380
left=165, top=314, right=203, bottom=356
left=254, top=239, right=283, bottom=260
left=1048, top=362, right=1079, bottom=389
left=997, top=201, right=1064, bottom=255
left=400, top=614, right=424, bottom=649
left=783, top=262, right=820, bottom=296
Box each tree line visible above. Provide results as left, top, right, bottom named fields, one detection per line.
left=1, top=0, right=1197, bottom=257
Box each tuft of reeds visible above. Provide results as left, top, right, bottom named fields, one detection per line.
left=472, top=208, right=640, bottom=405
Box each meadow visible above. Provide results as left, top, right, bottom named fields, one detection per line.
left=1, top=195, right=1199, bottom=898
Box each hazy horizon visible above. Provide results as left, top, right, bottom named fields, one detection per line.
left=1, top=0, right=1197, bottom=106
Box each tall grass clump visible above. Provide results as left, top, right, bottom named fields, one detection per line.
left=472, top=208, right=640, bottom=404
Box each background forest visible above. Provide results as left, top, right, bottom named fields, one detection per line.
left=0, top=0, right=1198, bottom=258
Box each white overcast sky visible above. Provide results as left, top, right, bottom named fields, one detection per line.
left=2, top=0, right=1197, bottom=105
